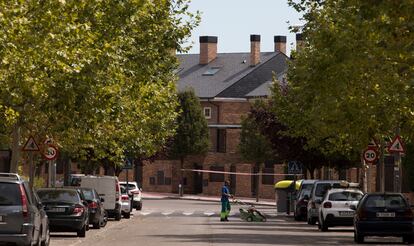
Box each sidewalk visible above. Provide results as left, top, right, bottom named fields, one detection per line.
left=142, top=191, right=276, bottom=207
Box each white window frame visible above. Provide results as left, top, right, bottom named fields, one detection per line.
left=203, top=107, right=212, bottom=119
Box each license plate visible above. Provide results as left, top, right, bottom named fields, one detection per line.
left=0, top=215, right=4, bottom=222
left=376, top=212, right=395, bottom=218
left=48, top=207, right=65, bottom=213
left=338, top=211, right=354, bottom=217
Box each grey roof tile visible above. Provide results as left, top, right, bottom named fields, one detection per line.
left=177, top=52, right=278, bottom=98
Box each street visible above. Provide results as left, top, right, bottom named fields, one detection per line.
left=50, top=198, right=405, bottom=246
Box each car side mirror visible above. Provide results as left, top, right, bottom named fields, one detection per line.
left=350, top=204, right=357, bottom=210
left=100, top=198, right=105, bottom=203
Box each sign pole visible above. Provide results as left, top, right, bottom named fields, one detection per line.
left=28, top=152, right=34, bottom=189
left=394, top=128, right=402, bottom=193
left=380, top=140, right=385, bottom=193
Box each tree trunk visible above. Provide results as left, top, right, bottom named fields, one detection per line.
left=179, top=156, right=184, bottom=196
left=10, top=124, right=20, bottom=173
left=255, top=162, right=262, bottom=203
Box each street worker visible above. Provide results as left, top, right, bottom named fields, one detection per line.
left=220, top=180, right=233, bottom=221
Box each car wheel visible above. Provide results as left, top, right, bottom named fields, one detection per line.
left=354, top=230, right=364, bottom=244
left=403, top=235, right=413, bottom=244
left=308, top=216, right=316, bottom=225
left=100, top=211, right=108, bottom=228
left=294, top=210, right=301, bottom=221
left=115, top=211, right=122, bottom=221
left=85, top=219, right=90, bottom=231
left=41, top=227, right=50, bottom=246
left=124, top=212, right=131, bottom=219
left=319, top=216, right=328, bottom=232
left=77, top=224, right=86, bottom=238
left=93, top=221, right=101, bottom=229
left=137, top=202, right=142, bottom=211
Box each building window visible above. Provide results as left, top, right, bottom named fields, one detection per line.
left=165, top=177, right=172, bottom=185
left=217, top=129, right=226, bottom=153
left=204, top=107, right=212, bottom=119
left=209, top=165, right=225, bottom=182
left=157, top=171, right=165, bottom=185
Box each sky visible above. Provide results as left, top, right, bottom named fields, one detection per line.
left=184, top=0, right=304, bottom=56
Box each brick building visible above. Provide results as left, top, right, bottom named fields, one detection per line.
left=135, top=34, right=291, bottom=199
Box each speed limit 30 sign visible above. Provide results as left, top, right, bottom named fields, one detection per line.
left=363, top=147, right=378, bottom=163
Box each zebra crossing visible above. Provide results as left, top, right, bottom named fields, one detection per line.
left=135, top=209, right=278, bottom=218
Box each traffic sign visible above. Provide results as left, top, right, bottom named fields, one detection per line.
left=363, top=147, right=378, bottom=163
left=123, top=158, right=133, bottom=170
left=43, top=146, right=58, bottom=160
left=388, top=135, right=405, bottom=153
left=22, top=136, right=40, bottom=152
left=288, top=161, right=303, bottom=174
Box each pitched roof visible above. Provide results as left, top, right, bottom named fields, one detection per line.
left=177, top=52, right=288, bottom=99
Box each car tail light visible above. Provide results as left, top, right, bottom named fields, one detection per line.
left=122, top=195, right=129, bottom=201
left=73, top=205, right=85, bottom=216
left=19, top=184, right=29, bottom=220
left=89, top=201, right=98, bottom=209
left=323, top=202, right=332, bottom=208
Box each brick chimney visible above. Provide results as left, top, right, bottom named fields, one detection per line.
left=274, top=35, right=287, bottom=54
left=296, top=33, right=303, bottom=52
left=199, top=36, right=218, bottom=65
left=250, top=34, right=261, bottom=67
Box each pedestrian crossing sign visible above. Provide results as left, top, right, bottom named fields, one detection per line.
left=22, top=136, right=40, bottom=152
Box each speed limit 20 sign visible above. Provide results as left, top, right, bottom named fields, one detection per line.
left=363, top=148, right=378, bottom=163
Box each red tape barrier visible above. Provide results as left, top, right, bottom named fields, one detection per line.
left=180, top=169, right=303, bottom=176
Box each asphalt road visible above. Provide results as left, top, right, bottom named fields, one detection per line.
left=50, top=199, right=405, bottom=246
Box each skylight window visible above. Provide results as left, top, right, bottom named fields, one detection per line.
left=203, top=67, right=221, bottom=76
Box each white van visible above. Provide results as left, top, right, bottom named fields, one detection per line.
left=80, top=176, right=122, bottom=220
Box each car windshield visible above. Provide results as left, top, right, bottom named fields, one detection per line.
left=299, top=189, right=311, bottom=199
left=81, top=189, right=95, bottom=201
left=364, top=195, right=407, bottom=208
left=328, top=191, right=362, bottom=201
left=37, top=190, right=80, bottom=203
left=315, top=183, right=332, bottom=197
left=0, top=182, right=22, bottom=206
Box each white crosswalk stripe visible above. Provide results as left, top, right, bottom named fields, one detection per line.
left=135, top=210, right=278, bottom=218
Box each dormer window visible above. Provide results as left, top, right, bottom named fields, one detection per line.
left=203, top=67, right=221, bottom=76
left=204, top=107, right=212, bottom=119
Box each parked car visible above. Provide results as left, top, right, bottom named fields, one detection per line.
left=352, top=192, right=414, bottom=244
left=0, top=173, right=50, bottom=246
left=36, top=188, right=89, bottom=237
left=120, top=181, right=142, bottom=210
left=80, top=176, right=122, bottom=221
left=76, top=187, right=107, bottom=229
left=120, top=186, right=132, bottom=219
left=317, top=188, right=363, bottom=231
left=307, top=180, right=345, bottom=225
left=294, top=180, right=317, bottom=221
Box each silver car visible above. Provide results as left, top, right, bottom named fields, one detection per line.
left=0, top=173, right=50, bottom=246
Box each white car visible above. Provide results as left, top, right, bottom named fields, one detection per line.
left=120, top=186, right=132, bottom=219
left=120, top=181, right=142, bottom=210
left=318, top=188, right=364, bottom=231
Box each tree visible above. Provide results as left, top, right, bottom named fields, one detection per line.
left=169, top=89, right=209, bottom=193
left=273, top=0, right=414, bottom=157
left=0, top=0, right=199, bottom=172
left=239, top=108, right=274, bottom=202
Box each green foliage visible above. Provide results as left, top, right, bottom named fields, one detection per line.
left=239, top=108, right=274, bottom=165
left=169, top=89, right=209, bottom=159
left=0, top=0, right=199, bottom=169
left=273, top=0, right=414, bottom=156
